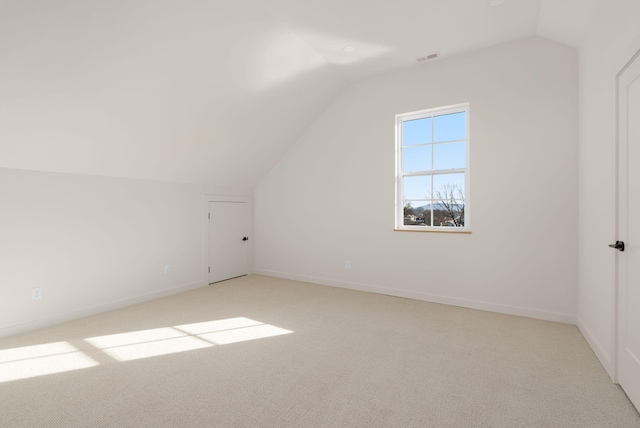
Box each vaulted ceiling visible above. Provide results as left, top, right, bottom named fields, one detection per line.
left=0, top=0, right=597, bottom=188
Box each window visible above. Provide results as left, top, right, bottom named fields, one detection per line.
left=395, top=103, right=469, bottom=231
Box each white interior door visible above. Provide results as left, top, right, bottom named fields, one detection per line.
left=616, top=49, right=640, bottom=411
left=208, top=201, right=248, bottom=284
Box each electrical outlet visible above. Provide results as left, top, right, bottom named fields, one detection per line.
left=164, top=265, right=171, bottom=275
left=32, top=288, right=42, bottom=300
left=345, top=261, right=351, bottom=270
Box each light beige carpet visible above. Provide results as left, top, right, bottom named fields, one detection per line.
left=1, top=275, right=638, bottom=427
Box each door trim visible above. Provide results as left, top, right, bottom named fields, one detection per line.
left=203, top=195, right=253, bottom=284
left=613, top=46, right=640, bottom=384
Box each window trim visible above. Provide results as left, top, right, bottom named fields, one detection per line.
left=395, top=103, right=471, bottom=232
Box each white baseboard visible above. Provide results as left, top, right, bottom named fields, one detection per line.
left=254, top=269, right=577, bottom=324
left=0, top=280, right=207, bottom=339
left=577, top=320, right=614, bottom=380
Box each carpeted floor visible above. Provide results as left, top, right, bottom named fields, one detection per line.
left=1, top=275, right=638, bottom=427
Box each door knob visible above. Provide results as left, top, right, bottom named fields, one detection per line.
left=242, top=237, right=249, bottom=241
left=609, top=241, right=625, bottom=251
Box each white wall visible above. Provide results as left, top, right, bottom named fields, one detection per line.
left=577, top=1, right=640, bottom=377
left=0, top=168, right=242, bottom=338
left=254, top=37, right=579, bottom=323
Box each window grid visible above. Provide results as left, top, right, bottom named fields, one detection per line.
left=396, top=104, right=469, bottom=230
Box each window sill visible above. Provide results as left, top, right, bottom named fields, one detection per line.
left=394, top=228, right=472, bottom=234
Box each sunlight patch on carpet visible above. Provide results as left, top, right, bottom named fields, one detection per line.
left=85, top=317, right=293, bottom=362
left=0, top=342, right=99, bottom=383
left=175, top=317, right=293, bottom=345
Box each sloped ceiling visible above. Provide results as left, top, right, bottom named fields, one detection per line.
left=0, top=0, right=593, bottom=188
left=537, top=0, right=599, bottom=49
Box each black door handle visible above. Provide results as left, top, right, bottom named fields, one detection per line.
left=242, top=237, right=249, bottom=241
left=609, top=241, right=625, bottom=251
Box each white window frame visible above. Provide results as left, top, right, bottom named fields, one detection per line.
left=395, top=103, right=471, bottom=232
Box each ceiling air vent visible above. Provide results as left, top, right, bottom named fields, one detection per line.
left=416, top=52, right=440, bottom=63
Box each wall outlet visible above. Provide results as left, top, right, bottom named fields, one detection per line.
left=345, top=261, right=351, bottom=270
left=32, top=288, right=43, bottom=300
left=164, top=265, right=171, bottom=275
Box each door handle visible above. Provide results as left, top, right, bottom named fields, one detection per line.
left=609, top=241, right=625, bottom=251
left=242, top=237, right=249, bottom=241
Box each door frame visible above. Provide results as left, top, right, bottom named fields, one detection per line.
left=613, top=45, right=640, bottom=384
left=203, top=195, right=253, bottom=284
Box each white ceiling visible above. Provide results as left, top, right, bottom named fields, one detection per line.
left=261, top=0, right=543, bottom=81
left=0, top=0, right=597, bottom=188
left=537, top=0, right=599, bottom=49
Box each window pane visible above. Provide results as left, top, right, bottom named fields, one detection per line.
left=434, top=112, right=466, bottom=142
left=402, top=118, right=432, bottom=146
left=402, top=145, right=432, bottom=173
left=433, top=200, right=465, bottom=227
left=403, top=175, right=431, bottom=200
left=404, top=201, right=429, bottom=226
left=433, top=173, right=465, bottom=199
left=433, top=142, right=466, bottom=170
